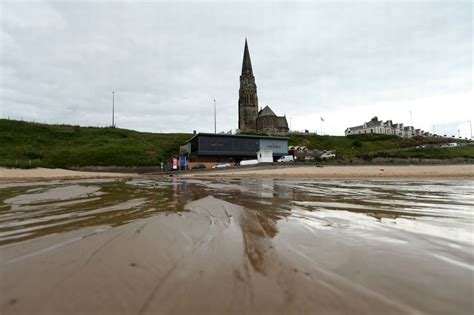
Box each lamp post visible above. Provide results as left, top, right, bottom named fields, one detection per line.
left=112, top=91, right=115, bottom=128
left=468, top=120, right=472, bottom=140
left=213, top=99, right=216, bottom=134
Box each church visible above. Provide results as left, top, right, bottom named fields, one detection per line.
left=238, top=39, right=289, bottom=134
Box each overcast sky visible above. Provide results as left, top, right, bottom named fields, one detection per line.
left=1, top=0, right=472, bottom=137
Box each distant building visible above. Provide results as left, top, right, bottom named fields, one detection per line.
left=345, top=116, right=429, bottom=138
left=257, top=150, right=273, bottom=163
left=183, top=133, right=288, bottom=163
left=238, top=39, right=289, bottom=134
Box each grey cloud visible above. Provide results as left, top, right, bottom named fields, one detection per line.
left=1, top=1, right=471, bottom=134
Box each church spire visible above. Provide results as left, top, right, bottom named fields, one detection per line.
left=241, top=38, right=253, bottom=76
left=238, top=38, right=258, bottom=132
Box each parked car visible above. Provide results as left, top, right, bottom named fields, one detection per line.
left=212, top=163, right=231, bottom=169
left=192, top=164, right=206, bottom=170
left=320, top=152, right=336, bottom=158
left=277, top=155, right=294, bottom=162
left=239, top=159, right=259, bottom=166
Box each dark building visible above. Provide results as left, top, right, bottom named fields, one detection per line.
left=183, top=133, right=289, bottom=163
left=238, top=39, right=289, bottom=134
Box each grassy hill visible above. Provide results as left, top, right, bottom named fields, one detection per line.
left=0, top=119, right=472, bottom=168
left=0, top=119, right=191, bottom=168
left=288, top=133, right=474, bottom=160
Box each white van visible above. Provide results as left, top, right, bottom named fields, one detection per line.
left=277, top=155, right=294, bottom=162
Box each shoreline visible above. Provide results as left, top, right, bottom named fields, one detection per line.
left=1, top=164, right=473, bottom=181
left=184, top=164, right=474, bottom=180
left=0, top=167, right=136, bottom=181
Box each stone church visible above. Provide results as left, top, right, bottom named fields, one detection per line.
left=238, top=39, right=289, bottom=134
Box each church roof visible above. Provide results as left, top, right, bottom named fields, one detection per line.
left=277, top=116, right=288, bottom=128
left=258, top=105, right=276, bottom=118
left=241, top=39, right=253, bottom=76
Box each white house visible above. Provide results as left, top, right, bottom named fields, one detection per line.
left=345, top=117, right=428, bottom=138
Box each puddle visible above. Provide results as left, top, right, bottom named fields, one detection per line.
left=0, top=177, right=473, bottom=314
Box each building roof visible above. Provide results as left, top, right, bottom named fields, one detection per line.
left=185, top=132, right=288, bottom=144
left=241, top=39, right=253, bottom=76
left=346, top=125, right=363, bottom=131
left=366, top=116, right=382, bottom=127
left=258, top=105, right=276, bottom=118
left=277, top=116, right=288, bottom=128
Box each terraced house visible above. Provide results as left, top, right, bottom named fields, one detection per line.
left=345, top=116, right=429, bottom=138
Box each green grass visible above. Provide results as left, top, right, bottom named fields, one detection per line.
left=366, top=145, right=474, bottom=160
left=288, top=133, right=474, bottom=160
left=0, top=119, right=191, bottom=168
left=1, top=119, right=472, bottom=168
left=289, top=133, right=400, bottom=158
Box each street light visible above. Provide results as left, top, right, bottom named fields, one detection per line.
left=213, top=99, right=216, bottom=134
left=468, top=120, right=472, bottom=140
left=112, top=91, right=115, bottom=128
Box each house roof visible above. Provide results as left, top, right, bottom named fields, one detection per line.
left=366, top=119, right=382, bottom=127
left=347, top=125, right=363, bottom=130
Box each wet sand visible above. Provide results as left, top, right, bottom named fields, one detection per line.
left=0, top=167, right=135, bottom=181
left=2, top=165, right=472, bottom=181
left=195, top=164, right=474, bottom=179
left=1, top=177, right=473, bottom=314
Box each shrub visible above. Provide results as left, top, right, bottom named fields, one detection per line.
left=352, top=140, right=362, bottom=147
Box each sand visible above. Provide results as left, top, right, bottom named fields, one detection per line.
left=1, top=165, right=473, bottom=181
left=0, top=167, right=135, bottom=181
left=1, top=176, right=473, bottom=314
left=2, top=195, right=472, bottom=314
left=191, top=164, right=474, bottom=179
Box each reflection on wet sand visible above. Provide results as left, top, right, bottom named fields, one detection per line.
left=1, top=177, right=473, bottom=314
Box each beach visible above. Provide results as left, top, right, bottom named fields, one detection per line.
left=1, top=164, right=473, bottom=181
left=1, top=176, right=473, bottom=314
left=192, top=164, right=474, bottom=179
left=0, top=167, right=135, bottom=181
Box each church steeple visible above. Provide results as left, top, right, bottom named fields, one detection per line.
left=241, top=38, right=253, bottom=76
left=238, top=38, right=258, bottom=132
